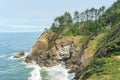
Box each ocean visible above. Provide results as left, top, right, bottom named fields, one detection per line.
left=0, top=32, right=74, bottom=80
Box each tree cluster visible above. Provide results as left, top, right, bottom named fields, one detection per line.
left=74, top=6, right=106, bottom=23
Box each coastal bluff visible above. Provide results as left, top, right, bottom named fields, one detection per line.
left=25, top=30, right=101, bottom=80
left=25, top=30, right=81, bottom=67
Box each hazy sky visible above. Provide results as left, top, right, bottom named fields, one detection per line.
left=0, top=0, right=116, bottom=32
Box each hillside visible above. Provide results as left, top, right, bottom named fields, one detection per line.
left=25, top=0, right=120, bottom=80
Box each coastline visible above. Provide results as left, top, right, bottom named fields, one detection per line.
left=24, top=31, right=102, bottom=80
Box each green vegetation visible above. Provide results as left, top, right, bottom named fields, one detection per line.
left=86, top=51, right=120, bottom=80
left=50, top=5, right=107, bottom=36
left=45, top=0, right=120, bottom=79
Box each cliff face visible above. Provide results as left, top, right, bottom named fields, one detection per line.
left=25, top=29, right=105, bottom=80
left=23, top=0, right=120, bottom=79
left=24, top=26, right=120, bottom=80
left=25, top=30, right=82, bottom=67
left=25, top=31, right=60, bottom=67
left=32, top=32, right=49, bottom=52
left=25, top=24, right=120, bottom=80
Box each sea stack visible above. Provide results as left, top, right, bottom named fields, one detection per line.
left=14, top=51, right=25, bottom=58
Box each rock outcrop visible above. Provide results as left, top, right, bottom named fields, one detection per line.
left=14, top=51, right=25, bottom=58
left=25, top=30, right=61, bottom=67
left=25, top=30, right=102, bottom=80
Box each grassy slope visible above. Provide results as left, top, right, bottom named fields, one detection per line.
left=87, top=54, right=120, bottom=80
left=84, top=26, right=120, bottom=80
left=82, top=33, right=105, bottom=64
left=87, top=34, right=105, bottom=55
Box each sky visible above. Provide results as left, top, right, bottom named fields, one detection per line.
left=0, top=0, right=116, bottom=32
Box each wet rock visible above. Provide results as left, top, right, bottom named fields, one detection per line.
left=14, top=51, right=25, bottom=58
left=24, top=31, right=97, bottom=80
left=25, top=50, right=60, bottom=67
left=25, top=55, right=33, bottom=63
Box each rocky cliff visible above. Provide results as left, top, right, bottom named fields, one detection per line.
left=24, top=0, right=120, bottom=79
left=25, top=28, right=105, bottom=80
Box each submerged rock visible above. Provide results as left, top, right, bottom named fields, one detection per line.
left=14, top=51, right=25, bottom=58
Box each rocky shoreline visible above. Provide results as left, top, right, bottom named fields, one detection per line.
left=24, top=31, right=99, bottom=80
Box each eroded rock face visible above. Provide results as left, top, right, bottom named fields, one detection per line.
left=25, top=50, right=60, bottom=67
left=25, top=55, right=33, bottom=63
left=25, top=31, right=60, bottom=67
left=14, top=51, right=25, bottom=58
left=25, top=31, right=86, bottom=80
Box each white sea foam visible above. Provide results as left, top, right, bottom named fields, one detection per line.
left=23, top=49, right=75, bottom=80
left=25, top=62, right=41, bottom=80
left=0, top=55, right=6, bottom=58
left=8, top=56, right=15, bottom=60
left=24, top=62, right=75, bottom=80
left=8, top=55, right=24, bottom=60
left=8, top=50, right=75, bottom=80
left=8, top=52, right=29, bottom=60
left=41, top=64, right=75, bottom=80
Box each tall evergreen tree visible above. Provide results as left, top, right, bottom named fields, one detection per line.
left=90, top=8, right=95, bottom=20
left=64, top=12, right=72, bottom=27
left=85, top=9, right=89, bottom=21
left=74, top=11, right=80, bottom=23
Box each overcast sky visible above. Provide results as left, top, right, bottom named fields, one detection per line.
left=0, top=0, right=116, bottom=32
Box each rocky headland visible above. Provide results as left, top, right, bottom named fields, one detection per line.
left=24, top=30, right=103, bottom=80
left=25, top=1, right=120, bottom=79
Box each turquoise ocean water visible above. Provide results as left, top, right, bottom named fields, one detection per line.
left=0, top=32, right=74, bottom=80
left=0, top=32, right=40, bottom=80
